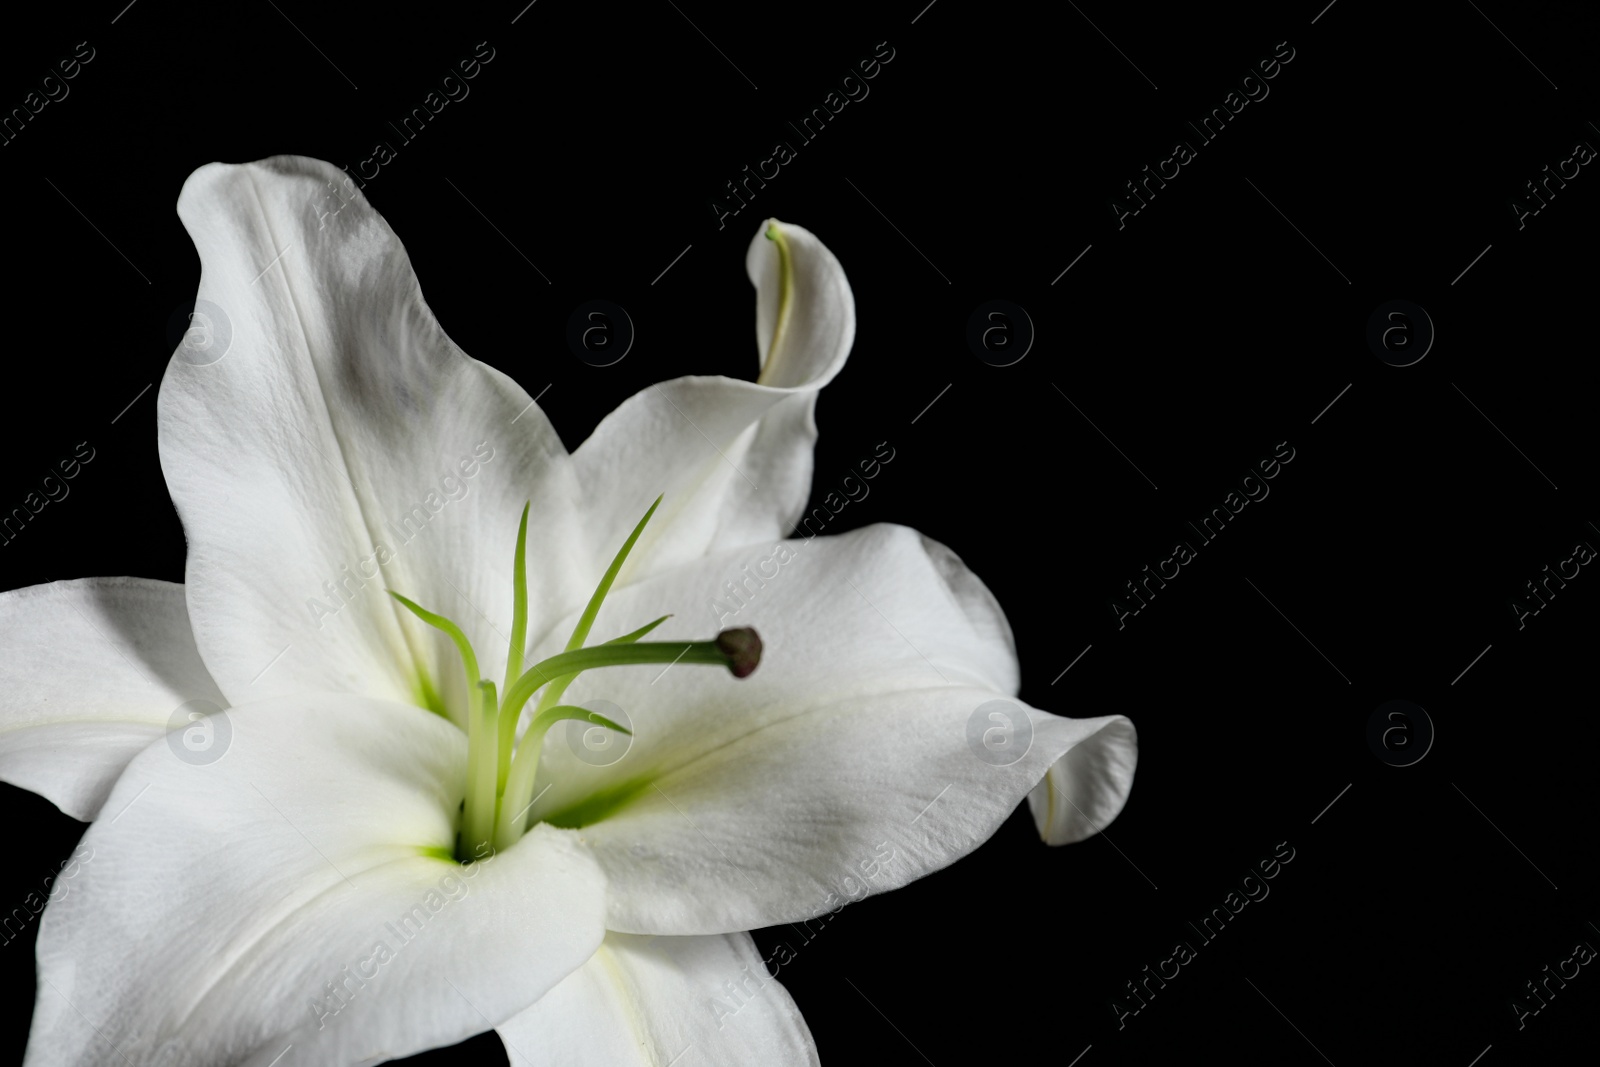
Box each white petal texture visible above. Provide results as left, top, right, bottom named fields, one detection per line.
left=519, top=524, right=1138, bottom=934
left=497, top=932, right=818, bottom=1066
left=0, top=578, right=225, bottom=820
left=158, top=156, right=854, bottom=723
left=25, top=698, right=606, bottom=1067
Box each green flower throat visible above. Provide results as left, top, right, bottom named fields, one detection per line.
left=388, top=495, right=761, bottom=861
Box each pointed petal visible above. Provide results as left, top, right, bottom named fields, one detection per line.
left=157, top=156, right=590, bottom=715
left=519, top=524, right=1136, bottom=933
left=25, top=697, right=606, bottom=1067
left=0, top=577, right=225, bottom=820
left=571, top=219, right=854, bottom=585
left=497, top=932, right=817, bottom=1067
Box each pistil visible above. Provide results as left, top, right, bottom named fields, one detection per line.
left=494, top=628, right=760, bottom=851
left=386, top=495, right=761, bottom=861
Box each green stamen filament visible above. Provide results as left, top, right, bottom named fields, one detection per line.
left=389, top=592, right=480, bottom=690
left=465, top=679, right=499, bottom=857
left=566, top=495, right=661, bottom=653
left=502, top=503, right=531, bottom=698
left=493, top=631, right=758, bottom=851
left=530, top=614, right=671, bottom=721
left=500, top=638, right=753, bottom=725
left=387, top=496, right=760, bottom=862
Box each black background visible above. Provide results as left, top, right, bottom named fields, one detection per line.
left=2, top=1, right=1598, bottom=1064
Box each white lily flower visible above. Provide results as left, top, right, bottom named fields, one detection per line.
left=2, top=156, right=1137, bottom=1066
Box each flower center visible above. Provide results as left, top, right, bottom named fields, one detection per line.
left=387, top=495, right=761, bottom=862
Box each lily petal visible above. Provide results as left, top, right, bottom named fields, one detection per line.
left=0, top=577, right=224, bottom=820
left=572, top=219, right=853, bottom=584
left=157, top=156, right=589, bottom=716
left=161, top=161, right=857, bottom=718
left=497, top=932, right=818, bottom=1066
left=580, top=688, right=1130, bottom=935
left=1028, top=722, right=1140, bottom=846
left=25, top=697, right=606, bottom=1067
left=520, top=524, right=1136, bottom=934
